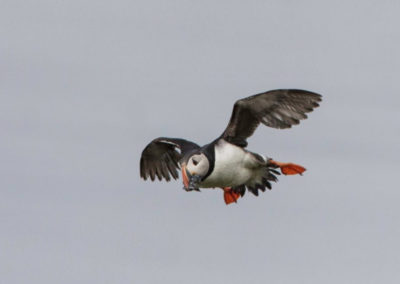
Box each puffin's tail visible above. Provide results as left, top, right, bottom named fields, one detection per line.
left=221, top=160, right=305, bottom=205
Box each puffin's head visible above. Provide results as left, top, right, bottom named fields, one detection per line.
left=181, top=153, right=210, bottom=191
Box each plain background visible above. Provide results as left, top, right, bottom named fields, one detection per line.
left=1, top=0, right=399, bottom=283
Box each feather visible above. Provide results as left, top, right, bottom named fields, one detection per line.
left=222, top=89, right=322, bottom=147
left=140, top=137, right=200, bottom=182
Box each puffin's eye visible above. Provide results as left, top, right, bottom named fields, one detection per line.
left=192, top=159, right=199, bottom=166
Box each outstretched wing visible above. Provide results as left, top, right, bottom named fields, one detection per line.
left=222, top=89, right=322, bottom=147
left=140, top=137, right=200, bottom=181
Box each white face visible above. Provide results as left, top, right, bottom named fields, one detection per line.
left=186, top=153, right=210, bottom=177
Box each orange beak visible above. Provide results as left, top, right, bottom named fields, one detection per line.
left=181, top=165, right=189, bottom=189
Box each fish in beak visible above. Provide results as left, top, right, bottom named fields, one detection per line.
left=181, top=165, right=201, bottom=192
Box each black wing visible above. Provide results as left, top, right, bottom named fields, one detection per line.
left=140, top=137, right=200, bottom=181
left=222, top=89, right=322, bottom=147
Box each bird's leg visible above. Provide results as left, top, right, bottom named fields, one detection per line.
left=268, top=159, right=306, bottom=175
left=221, top=187, right=240, bottom=205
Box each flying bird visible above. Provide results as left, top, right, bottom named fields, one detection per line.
left=140, top=89, right=322, bottom=205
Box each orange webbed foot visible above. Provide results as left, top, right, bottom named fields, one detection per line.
left=222, top=187, right=241, bottom=205
left=269, top=160, right=306, bottom=175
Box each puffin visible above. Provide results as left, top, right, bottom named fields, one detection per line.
left=140, top=89, right=321, bottom=205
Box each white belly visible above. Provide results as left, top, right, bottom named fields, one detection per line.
left=200, top=141, right=257, bottom=188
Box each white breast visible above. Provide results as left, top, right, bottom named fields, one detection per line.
left=200, top=140, right=256, bottom=188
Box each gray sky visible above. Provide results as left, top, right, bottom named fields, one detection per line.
left=1, top=0, right=400, bottom=283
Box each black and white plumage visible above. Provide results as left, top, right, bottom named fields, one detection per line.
left=140, top=89, right=322, bottom=204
